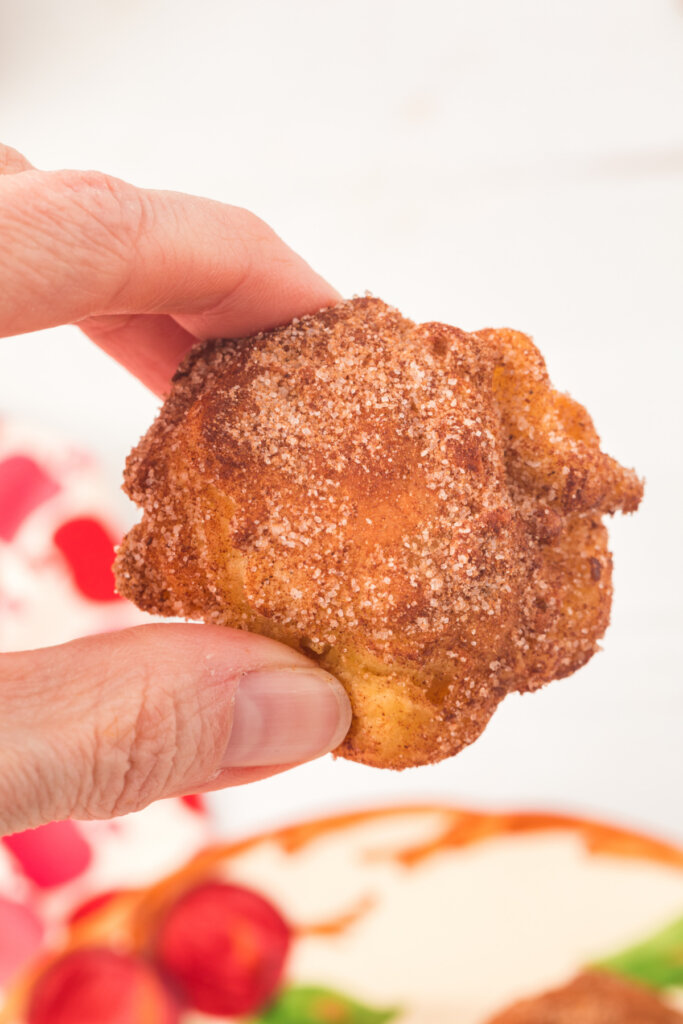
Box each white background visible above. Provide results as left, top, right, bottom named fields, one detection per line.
left=1, top=0, right=681, bottom=840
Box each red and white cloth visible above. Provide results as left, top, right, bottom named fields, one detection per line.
left=0, top=419, right=213, bottom=988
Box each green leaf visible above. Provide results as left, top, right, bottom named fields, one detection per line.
left=593, top=914, right=683, bottom=991
left=254, top=984, right=400, bottom=1023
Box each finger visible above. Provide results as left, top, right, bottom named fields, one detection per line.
left=78, top=313, right=200, bottom=396
left=0, top=623, right=351, bottom=835
left=0, top=168, right=340, bottom=353
left=0, top=144, right=33, bottom=176
left=0, top=146, right=198, bottom=395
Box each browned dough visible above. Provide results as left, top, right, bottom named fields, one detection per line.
left=115, top=297, right=642, bottom=768
left=486, top=971, right=682, bottom=1024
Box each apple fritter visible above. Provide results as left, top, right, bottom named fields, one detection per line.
left=487, top=971, right=682, bottom=1024
left=115, top=297, right=642, bottom=768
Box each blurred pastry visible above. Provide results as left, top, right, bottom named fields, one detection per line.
left=487, top=971, right=683, bottom=1024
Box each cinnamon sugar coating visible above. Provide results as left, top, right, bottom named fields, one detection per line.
left=486, top=971, right=682, bottom=1023
left=115, top=297, right=642, bottom=769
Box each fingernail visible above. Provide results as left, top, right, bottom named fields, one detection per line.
left=222, top=667, right=352, bottom=768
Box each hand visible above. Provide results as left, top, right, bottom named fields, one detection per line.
left=0, top=144, right=351, bottom=835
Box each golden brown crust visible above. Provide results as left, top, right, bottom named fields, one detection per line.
left=486, top=971, right=683, bottom=1023
left=115, top=297, right=642, bottom=768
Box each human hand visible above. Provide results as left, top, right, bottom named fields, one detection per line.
left=0, top=144, right=351, bottom=835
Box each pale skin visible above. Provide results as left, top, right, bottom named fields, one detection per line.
left=0, top=144, right=352, bottom=835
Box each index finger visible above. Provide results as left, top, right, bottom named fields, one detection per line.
left=0, top=166, right=339, bottom=343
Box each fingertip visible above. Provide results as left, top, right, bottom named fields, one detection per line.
left=221, top=666, right=351, bottom=769
left=174, top=270, right=342, bottom=344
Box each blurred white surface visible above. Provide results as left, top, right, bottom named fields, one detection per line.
left=0, top=0, right=681, bottom=838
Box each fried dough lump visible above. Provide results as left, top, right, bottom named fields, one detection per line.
left=115, top=297, right=642, bottom=769
left=486, top=971, right=682, bottom=1024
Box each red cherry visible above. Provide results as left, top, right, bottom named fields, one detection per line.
left=154, top=882, right=291, bottom=1015
left=27, top=949, right=179, bottom=1024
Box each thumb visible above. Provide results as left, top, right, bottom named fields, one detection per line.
left=0, top=624, right=351, bottom=835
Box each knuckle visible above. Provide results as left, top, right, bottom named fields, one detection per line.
left=0, top=636, right=226, bottom=829
left=0, top=143, right=31, bottom=175
left=50, top=167, right=121, bottom=204
left=39, top=168, right=149, bottom=310
left=49, top=168, right=144, bottom=249
left=83, top=666, right=205, bottom=820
